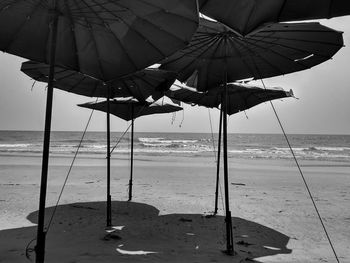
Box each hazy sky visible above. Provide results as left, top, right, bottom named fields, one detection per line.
left=0, top=17, right=350, bottom=135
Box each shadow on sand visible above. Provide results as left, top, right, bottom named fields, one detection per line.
left=0, top=201, right=291, bottom=262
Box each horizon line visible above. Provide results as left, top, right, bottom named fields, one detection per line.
left=0, top=129, right=349, bottom=136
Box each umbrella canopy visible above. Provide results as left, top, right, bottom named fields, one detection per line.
left=21, top=61, right=177, bottom=101
left=167, top=83, right=294, bottom=115
left=0, top=0, right=199, bottom=81
left=160, top=18, right=343, bottom=92
left=78, top=99, right=182, bottom=121
left=198, top=0, right=350, bottom=35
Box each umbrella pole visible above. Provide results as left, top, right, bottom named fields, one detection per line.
left=128, top=106, right=134, bottom=201
left=214, top=107, right=223, bottom=215
left=35, top=3, right=58, bottom=263
left=106, top=89, right=112, bottom=227
left=223, top=75, right=234, bottom=255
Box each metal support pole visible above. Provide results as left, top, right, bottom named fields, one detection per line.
left=128, top=105, right=134, bottom=201
left=214, top=107, right=223, bottom=215
left=106, top=89, right=112, bottom=227
left=35, top=2, right=58, bottom=262
left=223, top=72, right=234, bottom=254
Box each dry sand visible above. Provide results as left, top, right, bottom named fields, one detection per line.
left=0, top=152, right=349, bottom=262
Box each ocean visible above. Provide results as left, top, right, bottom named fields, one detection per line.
left=0, top=131, right=349, bottom=162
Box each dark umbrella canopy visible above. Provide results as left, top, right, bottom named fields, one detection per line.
left=0, top=0, right=199, bottom=81
left=161, top=18, right=343, bottom=91
left=78, top=99, right=183, bottom=121
left=166, top=83, right=294, bottom=115
left=21, top=61, right=177, bottom=101
left=199, top=0, right=350, bottom=35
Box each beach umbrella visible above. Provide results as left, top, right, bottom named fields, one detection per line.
left=198, top=0, right=350, bottom=35
left=21, top=61, right=177, bottom=102
left=161, top=18, right=343, bottom=254
left=166, top=83, right=294, bottom=214
left=1, top=2, right=199, bottom=261
left=78, top=99, right=183, bottom=201
left=161, top=18, right=343, bottom=92
left=167, top=83, right=294, bottom=115
left=21, top=61, right=178, bottom=227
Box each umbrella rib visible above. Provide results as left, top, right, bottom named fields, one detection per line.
left=74, top=0, right=106, bottom=80
left=75, top=0, right=107, bottom=26
left=2, top=1, right=43, bottom=52
left=225, top=37, right=265, bottom=79
left=163, top=34, right=223, bottom=78
left=231, top=37, right=288, bottom=77
left=93, top=0, right=191, bottom=58
left=87, top=0, right=142, bottom=75
left=249, top=32, right=342, bottom=47
left=276, top=0, right=288, bottom=21
left=204, top=36, right=226, bottom=89
left=239, top=37, right=313, bottom=71
left=136, top=0, right=199, bottom=29
left=63, top=0, right=81, bottom=74
left=248, top=38, right=339, bottom=62
left=247, top=35, right=341, bottom=59
left=162, top=33, right=220, bottom=66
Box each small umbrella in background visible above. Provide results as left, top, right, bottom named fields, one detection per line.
left=78, top=99, right=183, bottom=201
left=161, top=18, right=343, bottom=254
left=166, top=83, right=294, bottom=214
left=1, top=2, right=198, bottom=261
left=21, top=61, right=178, bottom=228
left=198, top=0, right=350, bottom=35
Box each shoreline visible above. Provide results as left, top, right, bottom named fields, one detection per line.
left=1, top=153, right=349, bottom=262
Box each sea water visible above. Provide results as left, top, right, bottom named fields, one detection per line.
left=0, top=131, right=349, bottom=162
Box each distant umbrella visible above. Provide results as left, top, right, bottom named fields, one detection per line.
left=198, top=0, right=350, bottom=35
left=161, top=18, right=342, bottom=254
left=2, top=2, right=198, bottom=260
left=167, top=83, right=294, bottom=214
left=78, top=99, right=182, bottom=201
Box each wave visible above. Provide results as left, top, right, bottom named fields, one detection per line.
left=0, top=143, right=33, bottom=148
left=0, top=133, right=349, bottom=161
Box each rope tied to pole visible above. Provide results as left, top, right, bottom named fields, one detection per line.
left=259, top=78, right=340, bottom=263
left=46, top=101, right=97, bottom=232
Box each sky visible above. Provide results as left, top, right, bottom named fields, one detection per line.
left=0, top=17, right=350, bottom=135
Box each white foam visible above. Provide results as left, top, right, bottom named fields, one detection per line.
left=116, top=248, right=158, bottom=255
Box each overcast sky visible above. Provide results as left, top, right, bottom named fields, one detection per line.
left=0, top=17, right=349, bottom=135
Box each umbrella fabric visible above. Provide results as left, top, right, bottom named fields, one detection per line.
left=166, top=83, right=293, bottom=115
left=199, top=0, right=350, bottom=35
left=0, top=0, right=199, bottom=81
left=21, top=61, right=177, bottom=101
left=160, top=18, right=343, bottom=92
left=78, top=99, right=183, bottom=121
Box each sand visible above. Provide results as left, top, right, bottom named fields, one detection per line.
left=0, top=152, right=349, bottom=262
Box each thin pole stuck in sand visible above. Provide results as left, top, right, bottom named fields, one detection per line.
left=36, top=1, right=58, bottom=263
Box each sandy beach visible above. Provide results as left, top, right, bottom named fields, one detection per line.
left=0, top=152, right=349, bottom=262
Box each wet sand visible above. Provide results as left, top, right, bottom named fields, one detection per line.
left=0, top=152, right=349, bottom=262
